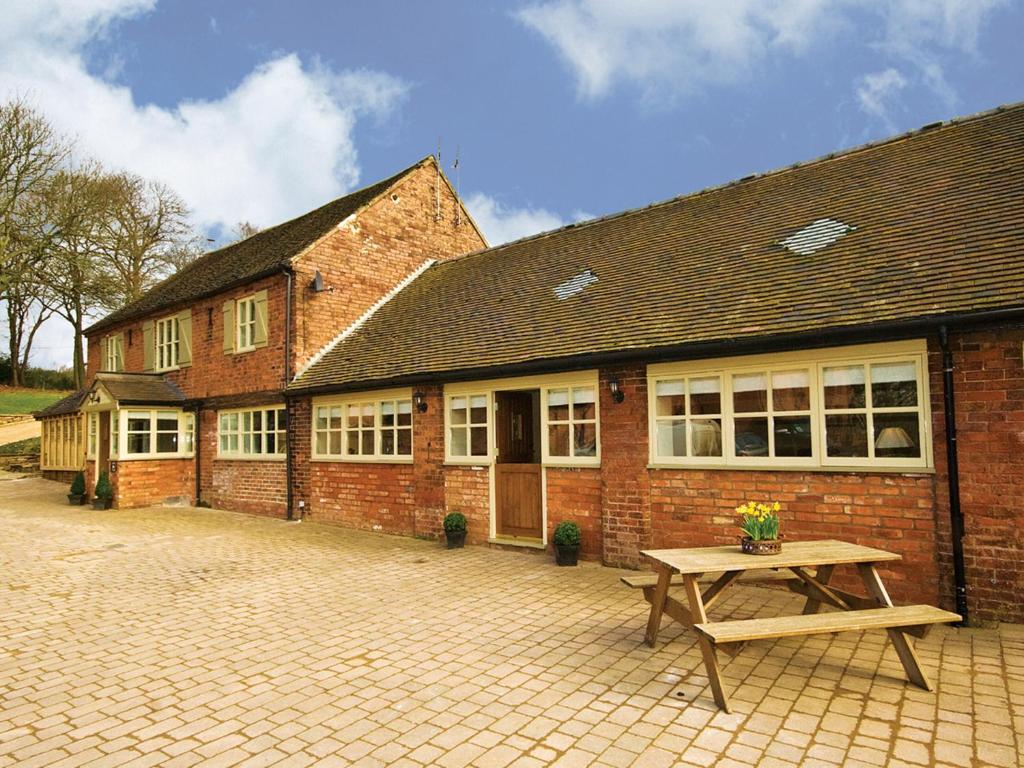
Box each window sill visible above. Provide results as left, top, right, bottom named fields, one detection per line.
left=115, top=453, right=195, bottom=461
left=311, top=456, right=413, bottom=465
left=216, top=454, right=286, bottom=462
left=646, top=462, right=934, bottom=475
left=444, top=460, right=491, bottom=468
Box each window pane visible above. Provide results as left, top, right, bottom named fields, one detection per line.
left=734, top=417, right=769, bottom=457
left=157, top=416, right=177, bottom=432
left=156, top=432, right=177, bottom=452
left=656, top=420, right=686, bottom=457
left=221, top=414, right=230, bottom=431
left=128, top=415, right=149, bottom=432
left=360, top=430, right=374, bottom=455
left=397, top=429, right=412, bottom=455
left=381, top=401, right=395, bottom=427
left=825, top=413, right=869, bottom=457
left=774, top=415, right=812, bottom=457
left=253, top=434, right=262, bottom=453
left=573, top=423, right=597, bottom=457
left=128, top=433, right=150, bottom=454
left=330, top=407, right=342, bottom=430
left=381, top=430, right=395, bottom=455
left=469, top=396, right=488, bottom=425
left=824, top=365, right=866, bottom=409
left=450, top=428, right=467, bottom=456
left=733, top=373, right=767, bottom=413
left=548, top=424, right=569, bottom=456
left=871, top=362, right=918, bottom=407
left=315, top=432, right=327, bottom=454
left=345, top=431, right=359, bottom=454
left=572, top=387, right=596, bottom=421
left=548, top=389, right=569, bottom=422
left=266, top=433, right=275, bottom=453
left=242, top=434, right=251, bottom=453
left=219, top=434, right=229, bottom=452
left=361, top=404, right=374, bottom=428
left=346, top=405, right=360, bottom=429
left=691, top=419, right=722, bottom=457
left=874, top=412, right=921, bottom=458
left=328, top=431, right=341, bottom=454
left=242, top=412, right=251, bottom=431
left=470, top=426, right=488, bottom=455
left=253, top=411, right=262, bottom=430
left=397, top=401, right=412, bottom=427
left=655, top=380, right=685, bottom=417
left=772, top=370, right=810, bottom=411
left=277, top=410, right=287, bottom=429
left=228, top=434, right=238, bottom=452
left=277, top=433, right=286, bottom=453
left=689, top=377, right=721, bottom=415
left=228, top=413, right=239, bottom=430
left=450, top=397, right=467, bottom=425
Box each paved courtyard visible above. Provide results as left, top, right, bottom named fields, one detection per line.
left=0, top=474, right=1021, bottom=768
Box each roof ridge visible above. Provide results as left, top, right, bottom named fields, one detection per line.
left=441, top=100, right=1024, bottom=266
left=291, top=259, right=437, bottom=383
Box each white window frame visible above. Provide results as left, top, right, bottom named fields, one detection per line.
left=87, top=413, right=98, bottom=459
left=217, top=406, right=286, bottom=460
left=542, top=385, right=600, bottom=465
left=236, top=296, right=257, bottom=352
left=445, top=392, right=492, bottom=463
left=117, top=409, right=194, bottom=460
left=155, top=316, right=179, bottom=371
left=443, top=371, right=601, bottom=467
left=105, top=334, right=123, bottom=372
left=647, top=340, right=932, bottom=472
left=311, top=389, right=413, bottom=463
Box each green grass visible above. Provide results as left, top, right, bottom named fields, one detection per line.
left=0, top=437, right=39, bottom=455
left=0, top=387, right=72, bottom=414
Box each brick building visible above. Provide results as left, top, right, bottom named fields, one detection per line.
left=39, top=105, right=1024, bottom=623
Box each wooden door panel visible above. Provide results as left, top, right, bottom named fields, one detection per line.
left=496, top=463, right=542, bottom=538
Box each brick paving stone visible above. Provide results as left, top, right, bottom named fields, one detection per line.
left=0, top=475, right=1021, bottom=768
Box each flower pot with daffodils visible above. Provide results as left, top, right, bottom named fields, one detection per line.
left=737, top=501, right=782, bottom=555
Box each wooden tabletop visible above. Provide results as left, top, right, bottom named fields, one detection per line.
left=641, top=539, right=900, bottom=575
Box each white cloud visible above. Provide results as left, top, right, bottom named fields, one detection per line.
left=465, top=192, right=589, bottom=246
left=855, top=67, right=908, bottom=126
left=515, top=0, right=1007, bottom=105
left=0, top=0, right=410, bottom=367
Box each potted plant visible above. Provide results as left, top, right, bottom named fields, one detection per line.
left=92, top=471, right=113, bottom=510
left=737, top=500, right=782, bottom=555
left=443, top=512, right=467, bottom=549
left=553, top=521, right=581, bottom=566
left=67, top=471, right=87, bottom=505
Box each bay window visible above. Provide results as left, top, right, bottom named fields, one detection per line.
left=218, top=407, right=286, bottom=458
left=120, top=410, right=193, bottom=458
left=648, top=342, right=930, bottom=470
left=313, top=392, right=413, bottom=461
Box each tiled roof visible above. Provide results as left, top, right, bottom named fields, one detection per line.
left=95, top=373, right=186, bottom=405
left=291, top=103, right=1024, bottom=394
left=86, top=157, right=434, bottom=334
left=33, top=389, right=89, bottom=419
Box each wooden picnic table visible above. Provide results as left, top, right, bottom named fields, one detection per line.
left=630, top=540, right=960, bottom=712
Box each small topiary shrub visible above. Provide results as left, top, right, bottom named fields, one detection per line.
left=94, top=471, right=113, bottom=500
left=443, top=512, right=467, bottom=533
left=553, top=521, right=581, bottom=547
left=70, top=471, right=86, bottom=496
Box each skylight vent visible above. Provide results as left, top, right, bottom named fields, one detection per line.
left=554, top=268, right=598, bottom=300
left=779, top=218, right=855, bottom=256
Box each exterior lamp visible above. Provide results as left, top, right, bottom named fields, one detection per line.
left=413, top=391, right=428, bottom=413
left=608, top=377, right=625, bottom=404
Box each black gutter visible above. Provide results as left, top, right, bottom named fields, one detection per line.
left=285, top=304, right=1024, bottom=398
left=283, top=268, right=295, bottom=521
left=939, top=326, right=969, bottom=626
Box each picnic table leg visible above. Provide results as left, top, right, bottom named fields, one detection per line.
left=856, top=563, right=933, bottom=691
left=682, top=573, right=731, bottom=713
left=643, top=564, right=673, bottom=648
left=801, top=563, right=835, bottom=614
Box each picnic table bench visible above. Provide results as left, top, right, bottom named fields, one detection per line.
left=627, top=540, right=960, bottom=712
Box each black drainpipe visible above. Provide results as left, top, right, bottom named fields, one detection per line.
left=939, top=325, right=968, bottom=626
left=283, top=269, right=295, bottom=521
left=193, top=401, right=203, bottom=505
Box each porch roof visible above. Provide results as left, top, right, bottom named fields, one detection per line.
left=91, top=373, right=186, bottom=407
left=33, top=389, right=89, bottom=419
left=289, top=102, right=1024, bottom=395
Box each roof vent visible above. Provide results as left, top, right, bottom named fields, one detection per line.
left=554, top=268, right=598, bottom=300
left=779, top=218, right=855, bottom=255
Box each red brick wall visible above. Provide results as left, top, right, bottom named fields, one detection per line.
left=546, top=467, right=602, bottom=558
left=932, top=326, right=1024, bottom=623
left=412, top=385, right=446, bottom=539
left=444, top=466, right=491, bottom=544
left=599, top=366, right=652, bottom=568
left=290, top=162, right=485, bottom=371
left=109, top=458, right=194, bottom=509
left=306, top=461, right=415, bottom=533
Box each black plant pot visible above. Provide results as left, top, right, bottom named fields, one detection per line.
left=67, top=494, right=86, bottom=506
left=446, top=530, right=466, bottom=549
left=555, top=544, right=579, bottom=566
left=91, top=498, right=112, bottom=510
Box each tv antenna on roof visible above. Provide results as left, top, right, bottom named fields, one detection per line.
left=452, top=145, right=461, bottom=227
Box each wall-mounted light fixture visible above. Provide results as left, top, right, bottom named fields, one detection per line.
left=413, top=391, right=428, bottom=413
left=608, top=377, right=625, bottom=404
left=87, top=391, right=101, bottom=405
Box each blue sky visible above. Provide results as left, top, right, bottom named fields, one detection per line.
left=2, top=0, right=1023, bottom=366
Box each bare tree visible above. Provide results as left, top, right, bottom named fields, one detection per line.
left=0, top=99, right=69, bottom=385
left=231, top=221, right=260, bottom=242
left=35, top=166, right=120, bottom=388
left=93, top=173, right=200, bottom=309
